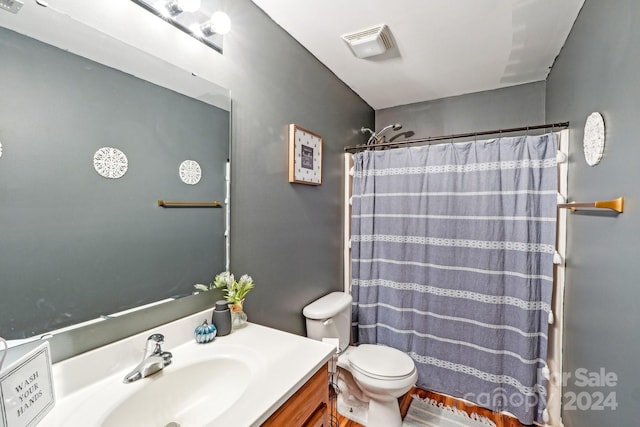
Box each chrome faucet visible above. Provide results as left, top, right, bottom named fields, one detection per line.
left=123, top=333, right=173, bottom=383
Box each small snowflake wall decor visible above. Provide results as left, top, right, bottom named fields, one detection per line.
left=179, top=159, right=202, bottom=185
left=93, top=147, right=128, bottom=179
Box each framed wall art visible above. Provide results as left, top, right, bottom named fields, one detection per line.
left=288, top=124, right=322, bottom=185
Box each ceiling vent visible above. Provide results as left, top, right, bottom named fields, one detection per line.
left=342, top=24, right=394, bottom=59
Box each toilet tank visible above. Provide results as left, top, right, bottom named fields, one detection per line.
left=302, top=292, right=352, bottom=352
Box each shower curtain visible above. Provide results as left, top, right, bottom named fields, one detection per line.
left=350, top=134, right=557, bottom=425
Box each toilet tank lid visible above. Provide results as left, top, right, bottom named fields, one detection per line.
left=303, top=292, right=352, bottom=319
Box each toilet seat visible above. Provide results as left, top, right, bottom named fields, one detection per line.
left=349, top=344, right=415, bottom=380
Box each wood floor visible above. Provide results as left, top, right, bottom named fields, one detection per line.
left=335, top=412, right=361, bottom=427
left=333, top=387, right=530, bottom=427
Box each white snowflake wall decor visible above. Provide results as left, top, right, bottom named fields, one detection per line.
left=93, top=147, right=128, bottom=179
left=179, top=159, right=202, bottom=185
left=583, top=112, right=605, bottom=166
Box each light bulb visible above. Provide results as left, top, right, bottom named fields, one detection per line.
left=210, top=11, right=231, bottom=35
left=176, top=0, right=200, bottom=13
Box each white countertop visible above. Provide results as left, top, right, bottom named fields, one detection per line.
left=37, top=310, right=335, bottom=426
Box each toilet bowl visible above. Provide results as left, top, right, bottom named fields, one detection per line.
left=303, top=292, right=418, bottom=427
left=336, top=345, right=417, bottom=426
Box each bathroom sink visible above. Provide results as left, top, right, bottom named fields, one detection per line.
left=100, top=357, right=251, bottom=427
left=42, top=318, right=335, bottom=427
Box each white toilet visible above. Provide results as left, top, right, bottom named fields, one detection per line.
left=303, top=292, right=417, bottom=427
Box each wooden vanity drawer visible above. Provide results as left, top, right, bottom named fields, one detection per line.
left=303, top=402, right=328, bottom=427
left=262, top=362, right=329, bottom=427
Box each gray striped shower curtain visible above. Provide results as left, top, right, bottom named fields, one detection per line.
left=350, top=134, right=558, bottom=425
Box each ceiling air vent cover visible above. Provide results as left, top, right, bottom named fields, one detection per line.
left=342, top=24, right=393, bottom=59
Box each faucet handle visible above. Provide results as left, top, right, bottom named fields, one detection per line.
left=144, top=333, right=165, bottom=357
left=147, top=333, right=165, bottom=344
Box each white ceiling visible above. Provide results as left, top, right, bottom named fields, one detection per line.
left=1, top=1, right=584, bottom=111
left=250, top=0, right=585, bottom=110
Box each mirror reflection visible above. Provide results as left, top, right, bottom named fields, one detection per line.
left=0, top=26, right=230, bottom=341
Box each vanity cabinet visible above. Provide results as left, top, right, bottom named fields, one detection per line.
left=262, top=362, right=329, bottom=427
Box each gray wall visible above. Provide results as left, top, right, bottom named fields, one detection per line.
left=546, top=1, right=640, bottom=425
left=0, top=27, right=228, bottom=339
left=375, top=81, right=546, bottom=140
left=0, top=0, right=372, bottom=358
left=223, top=1, right=374, bottom=334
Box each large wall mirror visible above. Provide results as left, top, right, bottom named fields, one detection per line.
left=0, top=8, right=230, bottom=360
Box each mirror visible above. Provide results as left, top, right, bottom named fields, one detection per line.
left=0, top=12, right=230, bottom=353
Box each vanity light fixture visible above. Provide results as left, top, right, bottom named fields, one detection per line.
left=201, top=11, right=231, bottom=36
left=0, top=0, right=24, bottom=14
left=165, top=0, right=201, bottom=16
left=130, top=0, right=230, bottom=53
left=190, top=10, right=231, bottom=39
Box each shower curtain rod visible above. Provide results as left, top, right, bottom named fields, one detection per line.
left=344, top=121, right=570, bottom=153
